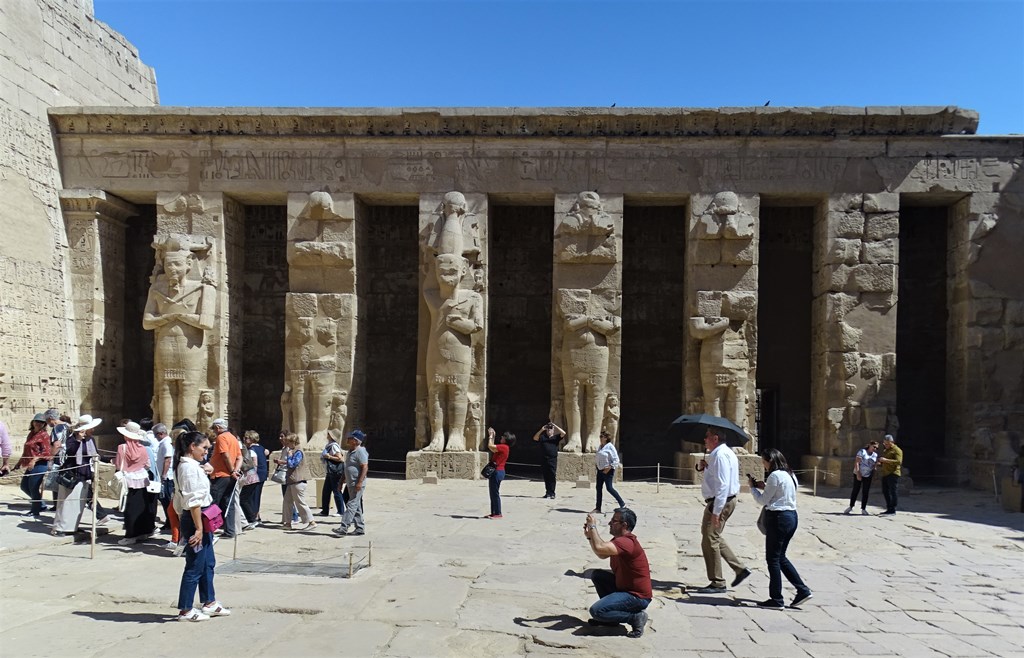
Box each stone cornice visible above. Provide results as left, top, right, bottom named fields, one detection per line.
left=48, top=106, right=980, bottom=138
left=59, top=190, right=138, bottom=223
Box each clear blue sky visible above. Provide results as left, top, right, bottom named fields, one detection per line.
left=96, top=0, right=1024, bottom=134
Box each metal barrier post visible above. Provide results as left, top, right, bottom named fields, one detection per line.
left=813, top=466, right=818, bottom=497
left=90, top=456, right=98, bottom=560
left=992, top=468, right=999, bottom=502
left=368, top=540, right=373, bottom=568
left=656, top=463, right=661, bottom=494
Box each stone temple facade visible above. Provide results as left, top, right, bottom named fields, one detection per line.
left=2, top=4, right=1023, bottom=489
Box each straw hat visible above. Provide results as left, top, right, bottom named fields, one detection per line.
left=72, top=414, right=102, bottom=432
left=116, top=421, right=147, bottom=441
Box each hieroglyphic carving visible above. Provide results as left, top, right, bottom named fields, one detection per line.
left=418, top=192, right=488, bottom=452
left=143, top=234, right=216, bottom=426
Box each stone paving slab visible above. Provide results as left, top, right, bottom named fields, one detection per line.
left=1, top=479, right=1022, bottom=657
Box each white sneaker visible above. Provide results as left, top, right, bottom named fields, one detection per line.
left=201, top=601, right=231, bottom=616
left=843, top=507, right=853, bottom=515
left=162, top=541, right=177, bottom=550
left=861, top=509, right=869, bottom=516
left=177, top=608, right=209, bottom=622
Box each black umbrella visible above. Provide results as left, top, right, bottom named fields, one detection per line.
left=668, top=413, right=751, bottom=448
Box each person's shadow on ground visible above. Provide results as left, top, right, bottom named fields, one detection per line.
left=514, top=614, right=631, bottom=637
left=72, top=611, right=171, bottom=624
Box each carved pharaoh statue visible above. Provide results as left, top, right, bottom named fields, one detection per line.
left=142, top=235, right=216, bottom=425
left=328, top=389, right=348, bottom=436
left=699, top=191, right=755, bottom=240
left=195, top=388, right=215, bottom=431
left=603, top=392, right=621, bottom=445
left=422, top=192, right=484, bottom=452
left=558, top=289, right=621, bottom=453
left=286, top=313, right=337, bottom=440
left=690, top=315, right=750, bottom=429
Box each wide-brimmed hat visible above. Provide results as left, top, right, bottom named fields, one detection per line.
left=31, top=413, right=47, bottom=423
left=72, top=415, right=102, bottom=432
left=117, top=421, right=147, bottom=441
left=347, top=429, right=365, bottom=443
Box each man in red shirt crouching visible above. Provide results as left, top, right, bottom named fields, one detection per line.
left=583, top=507, right=652, bottom=638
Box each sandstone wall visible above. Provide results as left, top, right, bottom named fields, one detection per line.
left=0, top=0, right=157, bottom=440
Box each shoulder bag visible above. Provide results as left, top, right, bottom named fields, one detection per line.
left=480, top=461, right=497, bottom=479
left=201, top=504, right=224, bottom=533
left=271, top=464, right=288, bottom=485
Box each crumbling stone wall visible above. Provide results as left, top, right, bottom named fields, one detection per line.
left=0, top=0, right=157, bottom=438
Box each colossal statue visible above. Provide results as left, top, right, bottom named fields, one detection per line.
left=603, top=392, right=621, bottom=445
left=422, top=253, right=484, bottom=452
left=690, top=315, right=750, bottom=429
left=142, top=235, right=216, bottom=425
left=558, top=288, right=620, bottom=453
left=286, top=310, right=337, bottom=441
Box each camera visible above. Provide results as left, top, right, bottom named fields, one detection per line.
left=544, top=423, right=554, bottom=430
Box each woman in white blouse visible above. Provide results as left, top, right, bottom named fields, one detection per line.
left=748, top=448, right=813, bottom=609
left=173, top=431, right=230, bottom=622
left=592, top=431, right=626, bottom=514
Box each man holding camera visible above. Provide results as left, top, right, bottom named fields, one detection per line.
left=583, top=507, right=651, bottom=638
left=533, top=421, right=565, bottom=499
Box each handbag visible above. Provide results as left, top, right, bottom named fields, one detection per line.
left=271, top=464, right=288, bottom=485
left=56, top=467, right=77, bottom=490
left=480, top=461, right=497, bottom=479
left=756, top=507, right=767, bottom=535
left=201, top=504, right=224, bottom=533
left=146, top=477, right=163, bottom=494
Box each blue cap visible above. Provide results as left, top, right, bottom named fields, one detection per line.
left=347, top=429, right=365, bottom=442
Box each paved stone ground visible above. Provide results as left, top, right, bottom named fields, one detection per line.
left=1, top=476, right=1022, bottom=657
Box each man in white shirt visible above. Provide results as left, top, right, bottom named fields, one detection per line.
left=695, top=427, right=750, bottom=594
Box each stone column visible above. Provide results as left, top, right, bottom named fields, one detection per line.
left=407, top=192, right=488, bottom=480
left=807, top=193, right=899, bottom=484
left=550, top=191, right=623, bottom=480
left=284, top=191, right=357, bottom=458
left=59, top=190, right=136, bottom=424
left=947, top=193, right=1024, bottom=487
left=147, top=192, right=242, bottom=427
left=683, top=192, right=759, bottom=444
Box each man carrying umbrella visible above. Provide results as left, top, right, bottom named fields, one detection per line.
left=695, top=426, right=750, bottom=594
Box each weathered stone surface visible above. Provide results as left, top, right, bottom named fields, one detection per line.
left=864, top=213, right=900, bottom=240
left=863, top=192, right=899, bottom=213
left=861, top=238, right=898, bottom=264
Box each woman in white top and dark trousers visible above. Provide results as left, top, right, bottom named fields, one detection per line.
left=592, top=431, right=626, bottom=514
left=749, top=448, right=812, bottom=609
left=845, top=441, right=879, bottom=515
left=174, top=431, right=230, bottom=622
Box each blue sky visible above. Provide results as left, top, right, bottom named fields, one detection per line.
left=95, top=0, right=1024, bottom=134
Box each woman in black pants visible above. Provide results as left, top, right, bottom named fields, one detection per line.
left=748, top=448, right=812, bottom=609
left=845, top=441, right=878, bottom=515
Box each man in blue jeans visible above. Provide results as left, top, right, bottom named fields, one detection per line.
left=583, top=507, right=651, bottom=638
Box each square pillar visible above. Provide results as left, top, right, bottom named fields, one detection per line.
left=59, top=190, right=136, bottom=425
left=808, top=193, right=898, bottom=476
left=550, top=191, right=623, bottom=457
left=283, top=192, right=357, bottom=455
left=683, top=192, right=759, bottom=448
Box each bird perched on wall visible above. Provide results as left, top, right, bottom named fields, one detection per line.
left=764, top=101, right=771, bottom=106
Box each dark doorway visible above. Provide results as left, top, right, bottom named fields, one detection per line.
left=620, top=205, right=687, bottom=477
left=361, top=205, right=420, bottom=466
left=241, top=206, right=288, bottom=447
left=897, top=205, right=949, bottom=478
left=756, top=206, right=813, bottom=458
left=122, top=205, right=156, bottom=422
left=486, top=205, right=553, bottom=476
